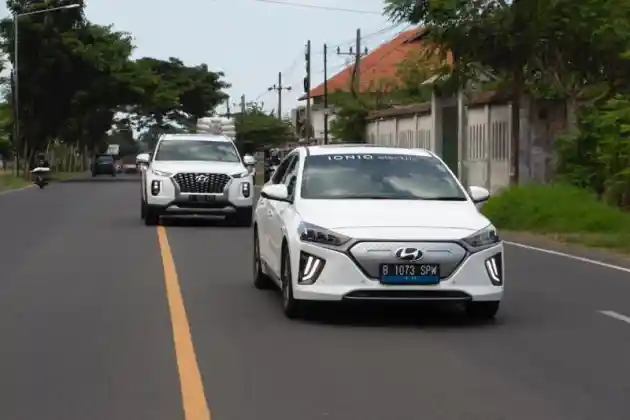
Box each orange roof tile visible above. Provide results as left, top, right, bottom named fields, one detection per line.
left=299, top=27, right=429, bottom=100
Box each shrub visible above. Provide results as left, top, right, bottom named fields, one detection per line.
left=482, top=183, right=630, bottom=233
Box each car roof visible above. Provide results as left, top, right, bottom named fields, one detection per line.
left=160, top=133, right=233, bottom=142
left=304, top=144, right=433, bottom=157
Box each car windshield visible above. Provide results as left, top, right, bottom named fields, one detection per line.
left=300, top=153, right=467, bottom=200
left=154, top=140, right=240, bottom=162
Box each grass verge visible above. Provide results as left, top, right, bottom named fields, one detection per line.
left=482, top=183, right=630, bottom=254
left=0, top=171, right=85, bottom=192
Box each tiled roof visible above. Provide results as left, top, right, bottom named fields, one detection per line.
left=299, top=27, right=428, bottom=100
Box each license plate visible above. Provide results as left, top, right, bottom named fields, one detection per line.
left=379, top=263, right=440, bottom=285
left=189, top=195, right=215, bottom=202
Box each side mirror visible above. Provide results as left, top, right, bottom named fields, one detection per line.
left=243, top=155, right=256, bottom=165
left=261, top=184, right=290, bottom=202
left=136, top=153, right=150, bottom=164
left=469, top=186, right=490, bottom=203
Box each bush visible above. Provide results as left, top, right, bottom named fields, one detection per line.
left=482, top=183, right=630, bottom=233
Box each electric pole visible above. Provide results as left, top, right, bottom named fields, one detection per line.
left=337, top=29, right=368, bottom=94
left=304, top=40, right=311, bottom=142
left=323, top=43, right=328, bottom=144
left=268, top=72, right=292, bottom=119
left=226, top=96, right=230, bottom=118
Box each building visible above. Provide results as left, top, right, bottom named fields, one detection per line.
left=297, top=27, right=427, bottom=143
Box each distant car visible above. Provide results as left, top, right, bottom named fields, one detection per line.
left=92, top=154, right=116, bottom=177
left=253, top=145, right=504, bottom=320
left=122, top=162, right=139, bottom=173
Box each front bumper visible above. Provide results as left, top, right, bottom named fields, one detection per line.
left=291, top=242, right=504, bottom=302
left=145, top=174, right=253, bottom=214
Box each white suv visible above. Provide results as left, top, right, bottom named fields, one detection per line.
left=253, top=145, right=504, bottom=319
left=138, top=133, right=255, bottom=226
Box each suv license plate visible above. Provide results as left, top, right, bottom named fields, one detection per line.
left=189, top=195, right=216, bottom=202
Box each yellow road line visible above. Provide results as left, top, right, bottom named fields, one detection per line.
left=157, top=226, right=211, bottom=420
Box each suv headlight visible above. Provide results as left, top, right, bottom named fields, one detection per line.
left=462, top=225, right=500, bottom=252
left=231, top=171, right=249, bottom=178
left=151, top=168, right=173, bottom=177
left=298, top=222, right=351, bottom=248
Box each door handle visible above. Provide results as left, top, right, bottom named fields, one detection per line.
left=266, top=209, right=273, bottom=217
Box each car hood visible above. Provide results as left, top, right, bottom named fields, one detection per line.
left=296, top=199, right=491, bottom=240
left=151, top=161, right=245, bottom=175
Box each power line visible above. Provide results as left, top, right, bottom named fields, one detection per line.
left=249, top=0, right=382, bottom=14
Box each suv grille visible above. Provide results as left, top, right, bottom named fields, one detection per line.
left=172, top=173, right=230, bottom=193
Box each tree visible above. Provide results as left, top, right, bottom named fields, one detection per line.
left=131, top=57, right=229, bottom=131
left=236, top=102, right=293, bottom=150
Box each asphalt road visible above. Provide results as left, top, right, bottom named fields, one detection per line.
left=1, top=177, right=629, bottom=420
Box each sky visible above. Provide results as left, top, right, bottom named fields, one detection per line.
left=1, top=0, right=407, bottom=117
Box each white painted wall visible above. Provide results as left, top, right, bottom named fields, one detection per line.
left=365, top=102, right=511, bottom=193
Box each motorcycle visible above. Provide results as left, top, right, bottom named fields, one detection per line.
left=31, top=167, right=50, bottom=189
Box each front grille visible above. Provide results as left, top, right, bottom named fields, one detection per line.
left=172, top=173, right=230, bottom=193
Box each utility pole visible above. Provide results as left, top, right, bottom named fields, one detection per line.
left=304, top=40, right=311, bottom=142
left=226, top=96, right=231, bottom=118
left=337, top=29, right=368, bottom=94
left=268, top=72, right=292, bottom=119
left=323, top=43, right=328, bottom=144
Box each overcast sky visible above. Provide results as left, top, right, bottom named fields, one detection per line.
left=2, top=0, right=406, bottom=116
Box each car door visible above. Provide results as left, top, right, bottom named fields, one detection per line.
left=266, top=154, right=299, bottom=276
left=257, top=154, right=295, bottom=270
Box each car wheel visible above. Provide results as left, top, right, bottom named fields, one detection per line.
left=281, top=245, right=306, bottom=319
left=112, top=172, right=116, bottom=177
left=465, top=301, right=500, bottom=321
left=144, top=205, right=161, bottom=226
left=253, top=228, right=274, bottom=290
left=141, top=199, right=146, bottom=219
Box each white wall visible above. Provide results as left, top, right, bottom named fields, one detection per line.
left=365, top=102, right=511, bottom=193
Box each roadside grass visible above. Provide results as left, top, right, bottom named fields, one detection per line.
left=0, top=171, right=86, bottom=192
left=0, top=171, right=31, bottom=191
left=482, top=183, right=630, bottom=253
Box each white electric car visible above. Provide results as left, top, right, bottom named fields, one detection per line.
left=138, top=133, right=255, bottom=226
left=253, top=145, right=504, bottom=319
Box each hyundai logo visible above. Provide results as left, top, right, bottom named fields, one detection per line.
left=394, top=247, right=423, bottom=261
left=195, top=174, right=209, bottom=183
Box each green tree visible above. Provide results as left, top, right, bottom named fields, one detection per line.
left=236, top=102, right=293, bottom=150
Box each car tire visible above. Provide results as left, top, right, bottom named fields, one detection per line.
left=281, top=244, right=306, bottom=319
left=112, top=172, right=116, bottom=177
left=230, top=207, right=253, bottom=227
left=253, top=228, right=274, bottom=290
left=144, top=205, right=161, bottom=226
left=465, top=301, right=500, bottom=320
left=141, top=199, right=146, bottom=219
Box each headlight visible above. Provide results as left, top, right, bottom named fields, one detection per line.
left=231, top=171, right=249, bottom=178
left=462, top=225, right=500, bottom=251
left=298, top=222, right=351, bottom=248
left=151, top=168, right=172, bottom=177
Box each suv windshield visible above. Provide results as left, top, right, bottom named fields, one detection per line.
left=301, top=153, right=467, bottom=200
left=154, top=140, right=240, bottom=162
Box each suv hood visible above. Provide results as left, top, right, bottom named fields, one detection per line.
left=297, top=200, right=490, bottom=240
left=152, top=161, right=245, bottom=175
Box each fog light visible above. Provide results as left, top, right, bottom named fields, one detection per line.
left=485, top=253, right=503, bottom=285
left=298, top=251, right=325, bottom=284
left=241, top=182, right=250, bottom=198
left=151, top=180, right=160, bottom=195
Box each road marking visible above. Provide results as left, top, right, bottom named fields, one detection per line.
left=505, top=241, right=630, bottom=274
left=599, top=310, right=630, bottom=324
left=157, top=226, right=211, bottom=420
